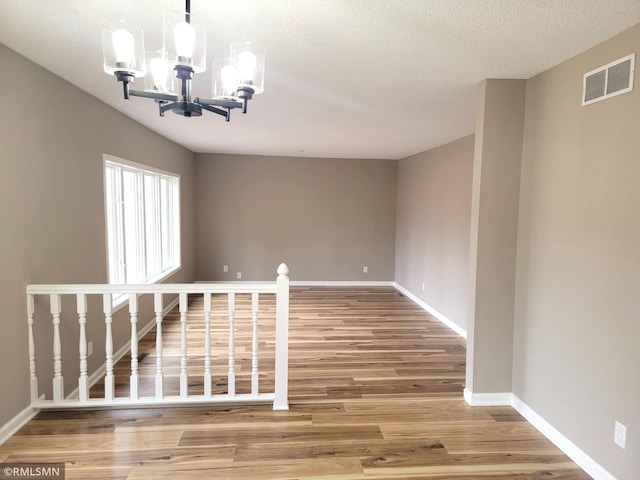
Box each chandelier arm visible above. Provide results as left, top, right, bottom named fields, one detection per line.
left=129, top=90, right=179, bottom=102
left=160, top=102, right=179, bottom=116
left=195, top=97, right=243, bottom=109
left=200, top=104, right=231, bottom=121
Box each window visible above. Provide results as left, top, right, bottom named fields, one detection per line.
left=104, top=155, right=180, bottom=296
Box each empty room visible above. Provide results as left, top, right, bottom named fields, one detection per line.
left=0, top=1, right=639, bottom=479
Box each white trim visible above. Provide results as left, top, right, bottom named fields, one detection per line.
left=511, top=395, right=617, bottom=480
left=0, top=395, right=43, bottom=446
left=197, top=280, right=395, bottom=287
left=35, top=393, right=275, bottom=410
left=393, top=283, right=467, bottom=339
left=26, top=283, right=276, bottom=295
left=290, top=281, right=395, bottom=287
left=196, top=280, right=281, bottom=285
left=463, top=387, right=472, bottom=405
left=103, top=153, right=181, bottom=178
left=463, top=388, right=512, bottom=406
left=65, top=297, right=180, bottom=400
left=462, top=390, right=616, bottom=480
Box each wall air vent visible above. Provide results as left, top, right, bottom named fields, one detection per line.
left=582, top=53, right=635, bottom=106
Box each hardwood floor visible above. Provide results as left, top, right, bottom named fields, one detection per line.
left=0, top=287, right=591, bottom=479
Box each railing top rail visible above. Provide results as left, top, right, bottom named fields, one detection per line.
left=26, top=283, right=278, bottom=296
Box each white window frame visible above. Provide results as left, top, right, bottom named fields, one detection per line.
left=103, top=154, right=181, bottom=307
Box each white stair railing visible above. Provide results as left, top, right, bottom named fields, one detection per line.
left=25, top=263, right=289, bottom=411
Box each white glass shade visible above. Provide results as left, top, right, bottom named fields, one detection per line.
left=144, top=51, right=175, bottom=94
left=163, top=11, right=206, bottom=73
left=101, top=20, right=146, bottom=77
left=230, top=42, right=265, bottom=94
left=212, top=58, right=239, bottom=99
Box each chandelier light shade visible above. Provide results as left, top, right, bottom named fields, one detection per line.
left=212, top=57, right=239, bottom=100
left=231, top=42, right=266, bottom=95
left=163, top=10, right=206, bottom=73
left=144, top=51, right=175, bottom=95
left=101, top=20, right=146, bottom=78
left=100, top=0, right=265, bottom=121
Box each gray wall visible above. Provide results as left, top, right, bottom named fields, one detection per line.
left=466, top=80, right=526, bottom=395
left=194, top=154, right=397, bottom=281
left=0, top=44, right=196, bottom=430
left=514, top=25, right=640, bottom=478
left=394, top=136, right=474, bottom=331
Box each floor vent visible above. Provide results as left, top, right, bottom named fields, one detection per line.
left=582, top=53, right=635, bottom=106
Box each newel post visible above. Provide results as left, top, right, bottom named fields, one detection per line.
left=273, top=263, right=290, bottom=410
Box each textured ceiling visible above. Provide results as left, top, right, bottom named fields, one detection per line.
left=1, top=1, right=639, bottom=159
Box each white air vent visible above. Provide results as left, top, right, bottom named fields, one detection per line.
left=582, top=53, right=635, bottom=106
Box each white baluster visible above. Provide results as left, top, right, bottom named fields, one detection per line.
left=129, top=293, right=139, bottom=400
left=273, top=263, right=290, bottom=410
left=77, top=294, right=89, bottom=402
left=203, top=292, right=212, bottom=397
left=251, top=292, right=259, bottom=396
left=179, top=293, right=188, bottom=398
left=228, top=293, right=236, bottom=397
left=103, top=294, right=115, bottom=400
left=50, top=294, right=64, bottom=402
left=154, top=293, right=164, bottom=399
left=27, top=295, right=38, bottom=403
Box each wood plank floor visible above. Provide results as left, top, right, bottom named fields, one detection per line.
left=0, top=287, right=592, bottom=479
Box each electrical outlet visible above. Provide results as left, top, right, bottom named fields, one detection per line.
left=363, top=266, right=368, bottom=273
left=223, top=265, right=228, bottom=273
left=88, top=341, right=93, bottom=357
left=614, top=421, right=627, bottom=449
left=237, top=272, right=242, bottom=280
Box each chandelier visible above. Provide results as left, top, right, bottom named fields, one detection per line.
left=101, top=0, right=265, bottom=120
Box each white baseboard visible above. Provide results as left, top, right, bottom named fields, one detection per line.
left=66, top=297, right=180, bottom=400
left=463, top=390, right=616, bottom=480
left=195, top=280, right=273, bottom=284
left=511, top=395, right=617, bottom=480
left=0, top=395, right=44, bottom=446
left=196, top=280, right=396, bottom=287
left=463, top=388, right=512, bottom=406
left=393, top=283, right=467, bottom=339
left=291, top=281, right=395, bottom=287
